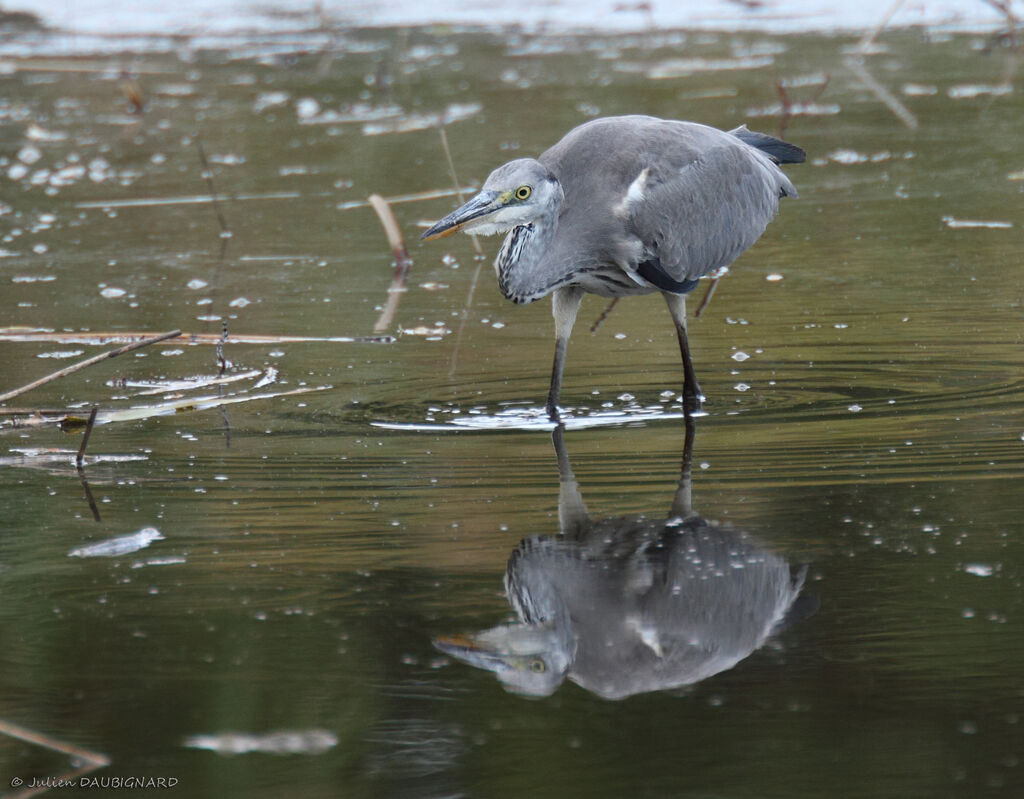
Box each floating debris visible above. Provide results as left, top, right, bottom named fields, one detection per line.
left=25, top=123, right=67, bottom=142
left=824, top=149, right=911, bottom=165
left=296, top=102, right=403, bottom=126
left=361, top=103, right=480, bottom=136
left=130, top=555, right=187, bottom=569
left=0, top=448, right=147, bottom=471
left=37, top=350, right=84, bottom=359
left=68, top=527, right=163, bottom=558
left=648, top=55, right=774, bottom=79
left=828, top=149, right=869, bottom=164
left=252, top=91, right=290, bottom=112
left=401, top=325, right=451, bottom=337
left=947, top=84, right=1012, bottom=99
left=942, top=216, right=1012, bottom=229
left=746, top=102, right=840, bottom=117
left=902, top=83, right=938, bottom=96
left=963, top=563, right=995, bottom=577
left=91, top=385, right=332, bottom=425
left=294, top=97, right=321, bottom=120
left=115, top=369, right=266, bottom=396
left=182, top=729, right=338, bottom=756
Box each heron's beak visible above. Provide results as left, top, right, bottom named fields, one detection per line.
left=433, top=632, right=518, bottom=674
left=433, top=624, right=554, bottom=672
left=420, top=190, right=502, bottom=241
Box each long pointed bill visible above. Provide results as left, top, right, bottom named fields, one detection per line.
left=420, top=190, right=501, bottom=241
left=432, top=632, right=517, bottom=674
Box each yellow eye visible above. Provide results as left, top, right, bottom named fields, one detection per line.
left=515, top=185, right=532, bottom=201
left=529, top=659, right=545, bottom=673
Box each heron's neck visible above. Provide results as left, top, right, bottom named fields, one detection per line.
left=494, top=211, right=560, bottom=304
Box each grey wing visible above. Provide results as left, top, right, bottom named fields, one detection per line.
left=628, top=143, right=795, bottom=285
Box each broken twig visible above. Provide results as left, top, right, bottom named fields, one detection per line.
left=0, top=329, right=182, bottom=404
left=369, top=193, right=413, bottom=334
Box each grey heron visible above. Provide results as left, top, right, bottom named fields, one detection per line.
left=433, top=420, right=810, bottom=699
left=422, top=115, right=804, bottom=418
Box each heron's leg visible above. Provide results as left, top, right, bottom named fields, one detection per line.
left=663, top=292, right=703, bottom=415
left=552, top=424, right=589, bottom=538
left=547, top=287, right=584, bottom=420
left=670, top=414, right=697, bottom=520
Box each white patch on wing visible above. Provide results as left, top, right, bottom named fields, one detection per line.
left=613, top=167, right=650, bottom=217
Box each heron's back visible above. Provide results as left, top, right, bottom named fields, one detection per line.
left=538, top=115, right=801, bottom=291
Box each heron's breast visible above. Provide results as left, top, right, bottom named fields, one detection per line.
left=571, top=265, right=658, bottom=298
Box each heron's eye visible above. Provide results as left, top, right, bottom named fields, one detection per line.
left=514, top=185, right=532, bottom=201
left=528, top=659, right=545, bottom=673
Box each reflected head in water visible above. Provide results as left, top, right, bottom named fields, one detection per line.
left=434, top=419, right=811, bottom=699
left=421, top=115, right=804, bottom=419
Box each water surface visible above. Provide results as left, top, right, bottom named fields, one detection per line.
left=1, top=22, right=1023, bottom=799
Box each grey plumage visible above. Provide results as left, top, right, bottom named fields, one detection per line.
left=422, top=115, right=803, bottom=418
left=433, top=422, right=808, bottom=699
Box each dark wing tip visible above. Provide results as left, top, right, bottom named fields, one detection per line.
left=636, top=258, right=700, bottom=294
left=729, top=127, right=806, bottom=164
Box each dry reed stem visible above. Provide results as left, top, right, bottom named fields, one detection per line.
left=844, top=56, right=918, bottom=128
left=0, top=330, right=392, bottom=345
left=0, top=330, right=182, bottom=404
left=0, top=718, right=109, bottom=799
left=439, top=125, right=489, bottom=377
left=856, top=0, right=907, bottom=55
left=589, top=299, right=619, bottom=334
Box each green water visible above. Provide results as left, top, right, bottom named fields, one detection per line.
left=1, top=26, right=1022, bottom=798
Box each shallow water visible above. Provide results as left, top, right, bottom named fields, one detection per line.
left=1, top=23, right=1023, bottom=799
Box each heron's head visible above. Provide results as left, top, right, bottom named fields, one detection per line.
left=433, top=622, right=573, bottom=697
left=421, top=159, right=562, bottom=241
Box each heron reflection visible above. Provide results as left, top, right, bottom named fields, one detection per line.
left=434, top=421, right=808, bottom=699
